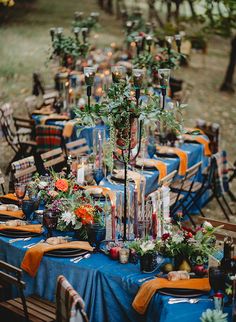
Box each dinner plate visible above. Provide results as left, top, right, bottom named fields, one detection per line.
left=158, top=288, right=207, bottom=298
left=0, top=230, right=41, bottom=238
left=45, top=248, right=89, bottom=258
left=155, top=152, right=177, bottom=158
left=0, top=197, right=19, bottom=205
left=0, top=214, right=22, bottom=221
left=110, top=175, right=135, bottom=183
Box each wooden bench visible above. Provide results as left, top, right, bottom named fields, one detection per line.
left=0, top=261, right=56, bottom=322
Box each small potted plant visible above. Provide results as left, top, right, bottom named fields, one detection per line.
left=127, top=238, right=158, bottom=272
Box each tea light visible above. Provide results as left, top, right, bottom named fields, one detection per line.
left=119, top=248, right=129, bottom=264
left=111, top=65, right=126, bottom=83
left=77, top=164, right=85, bottom=185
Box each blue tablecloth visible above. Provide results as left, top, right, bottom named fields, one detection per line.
left=1, top=237, right=232, bottom=322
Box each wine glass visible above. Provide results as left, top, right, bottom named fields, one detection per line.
left=93, top=168, right=104, bottom=185
left=22, top=200, right=35, bottom=221
left=147, top=137, right=156, bottom=158
left=43, top=211, right=58, bottom=238
left=209, top=266, right=225, bottom=293
left=14, top=183, right=27, bottom=208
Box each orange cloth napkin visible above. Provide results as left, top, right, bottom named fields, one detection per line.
left=136, top=159, right=167, bottom=182
left=0, top=224, right=42, bottom=234
left=183, top=134, right=211, bottom=156
left=21, top=241, right=93, bottom=277
left=156, top=146, right=188, bottom=176
left=83, top=186, right=117, bottom=207
left=0, top=210, right=24, bottom=219
left=0, top=193, right=28, bottom=203
left=62, top=119, right=81, bottom=138
left=132, top=277, right=210, bottom=315
left=40, top=115, right=70, bottom=125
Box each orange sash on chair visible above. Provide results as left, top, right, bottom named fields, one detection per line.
left=0, top=224, right=42, bottom=234
left=132, top=277, right=210, bottom=315
left=136, top=158, right=167, bottom=182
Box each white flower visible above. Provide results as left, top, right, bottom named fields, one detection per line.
left=172, top=234, right=184, bottom=244
left=61, top=211, right=76, bottom=226
left=38, top=181, right=48, bottom=189
left=140, top=241, right=155, bottom=253
left=203, top=221, right=213, bottom=230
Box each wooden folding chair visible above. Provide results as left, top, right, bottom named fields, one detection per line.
left=11, top=156, right=37, bottom=185
left=196, top=119, right=220, bottom=154
left=171, top=161, right=203, bottom=225
left=0, top=260, right=55, bottom=322
left=0, top=105, right=36, bottom=174
left=0, top=168, right=6, bottom=195
left=65, top=138, right=90, bottom=158
left=56, top=275, right=89, bottom=322
left=197, top=217, right=236, bottom=243
left=41, top=148, right=66, bottom=173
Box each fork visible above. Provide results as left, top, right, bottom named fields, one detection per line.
left=9, top=237, right=32, bottom=244
left=23, top=239, right=44, bottom=249
left=74, top=253, right=91, bottom=263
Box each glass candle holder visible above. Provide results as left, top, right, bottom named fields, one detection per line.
left=56, top=27, right=64, bottom=38
left=133, top=69, right=145, bottom=88
left=111, top=66, right=126, bottom=83
left=81, top=27, right=88, bottom=43
left=165, top=35, right=173, bottom=48
left=175, top=34, right=182, bottom=52
left=90, top=12, right=100, bottom=22
left=74, top=11, right=84, bottom=21
left=50, top=28, right=56, bottom=42
left=73, top=27, right=80, bottom=40
left=146, top=35, right=153, bottom=47
left=84, top=67, right=96, bottom=86
left=158, top=69, right=171, bottom=88
left=119, top=248, right=130, bottom=264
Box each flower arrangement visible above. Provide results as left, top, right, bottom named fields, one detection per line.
left=127, top=238, right=157, bottom=256
left=156, top=221, right=221, bottom=265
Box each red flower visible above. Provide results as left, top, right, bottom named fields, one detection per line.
left=55, top=179, right=69, bottom=192
left=162, top=233, right=170, bottom=241
left=73, top=184, right=80, bottom=191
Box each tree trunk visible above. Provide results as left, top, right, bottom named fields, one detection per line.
left=148, top=0, right=164, bottom=28
left=166, top=0, right=172, bottom=22
left=220, top=36, right=236, bottom=93
left=98, top=0, right=104, bottom=9
left=106, top=0, right=113, bottom=14
left=188, top=0, right=196, bottom=18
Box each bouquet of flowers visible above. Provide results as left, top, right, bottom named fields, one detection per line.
left=156, top=221, right=222, bottom=265
left=127, top=238, right=157, bottom=256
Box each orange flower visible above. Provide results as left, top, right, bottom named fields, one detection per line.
left=55, top=179, right=69, bottom=192
left=74, top=206, right=94, bottom=225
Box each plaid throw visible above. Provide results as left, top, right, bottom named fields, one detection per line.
left=36, top=125, right=63, bottom=154
left=56, top=275, right=89, bottom=322
left=213, top=151, right=229, bottom=196
left=11, top=156, right=35, bottom=184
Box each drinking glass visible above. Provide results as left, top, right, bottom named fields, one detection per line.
left=93, top=168, right=104, bottom=185
left=22, top=200, right=35, bottom=221
left=147, top=136, right=156, bottom=158
left=209, top=266, right=225, bottom=293
left=14, top=183, right=27, bottom=208
left=43, top=211, right=58, bottom=238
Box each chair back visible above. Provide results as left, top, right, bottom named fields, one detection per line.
left=11, top=156, right=36, bottom=184
left=196, top=119, right=220, bottom=154
left=41, top=148, right=66, bottom=170
left=197, top=217, right=236, bottom=243
left=35, top=125, right=64, bottom=154
left=185, top=161, right=202, bottom=181
left=159, top=170, right=177, bottom=187
left=0, top=104, right=19, bottom=153
left=0, top=260, right=29, bottom=322
left=43, top=91, right=58, bottom=106
left=13, top=116, right=35, bottom=140
left=56, top=275, right=89, bottom=322
left=0, top=169, right=5, bottom=194
left=211, top=151, right=229, bottom=196
left=65, top=138, right=90, bottom=158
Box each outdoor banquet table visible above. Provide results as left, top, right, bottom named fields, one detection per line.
left=0, top=236, right=226, bottom=322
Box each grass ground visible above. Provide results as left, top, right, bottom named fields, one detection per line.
left=0, top=0, right=235, bottom=221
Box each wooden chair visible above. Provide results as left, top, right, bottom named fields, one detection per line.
left=56, top=275, right=89, bottom=322
left=0, top=168, right=5, bottom=195
left=0, top=260, right=56, bottom=322
left=0, top=105, right=36, bottom=174
left=197, top=217, right=236, bottom=243
left=11, top=156, right=37, bottom=185
left=65, top=138, right=90, bottom=158
left=171, top=161, right=203, bottom=225
left=41, top=148, right=66, bottom=173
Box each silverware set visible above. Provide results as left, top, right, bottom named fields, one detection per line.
left=168, top=298, right=213, bottom=304
left=9, top=237, right=32, bottom=244
left=23, top=239, right=45, bottom=249
left=70, top=253, right=91, bottom=263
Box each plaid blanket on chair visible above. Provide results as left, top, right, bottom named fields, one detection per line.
left=213, top=151, right=229, bottom=196
left=11, top=156, right=35, bottom=184
left=56, top=275, right=89, bottom=322
left=36, top=125, right=63, bottom=154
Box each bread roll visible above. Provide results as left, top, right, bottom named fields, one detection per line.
left=46, top=237, right=68, bottom=245
left=167, top=270, right=190, bottom=281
